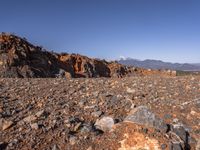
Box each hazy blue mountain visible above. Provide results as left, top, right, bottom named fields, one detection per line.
left=118, top=58, right=200, bottom=71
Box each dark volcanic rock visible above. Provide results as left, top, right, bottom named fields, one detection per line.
left=171, top=124, right=187, bottom=143
left=0, top=33, right=61, bottom=78
left=0, top=142, right=8, bottom=150
left=124, top=106, right=168, bottom=132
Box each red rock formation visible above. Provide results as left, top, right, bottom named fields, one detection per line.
left=58, top=53, right=133, bottom=78
left=0, top=33, right=133, bottom=78
left=0, top=33, right=176, bottom=78
left=0, top=33, right=61, bottom=77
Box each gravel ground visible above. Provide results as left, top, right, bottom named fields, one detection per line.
left=0, top=76, right=200, bottom=150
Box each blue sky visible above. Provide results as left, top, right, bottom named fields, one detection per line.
left=1, top=0, right=200, bottom=63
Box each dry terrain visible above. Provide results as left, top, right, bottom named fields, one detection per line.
left=0, top=76, right=200, bottom=150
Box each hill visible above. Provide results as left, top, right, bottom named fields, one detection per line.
left=0, top=33, right=132, bottom=78
left=119, top=58, right=200, bottom=71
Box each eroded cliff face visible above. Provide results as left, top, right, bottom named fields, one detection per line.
left=0, top=33, right=134, bottom=78
left=0, top=33, right=61, bottom=78
left=0, top=33, right=176, bottom=78
left=58, top=54, right=133, bottom=78
left=58, top=54, right=111, bottom=78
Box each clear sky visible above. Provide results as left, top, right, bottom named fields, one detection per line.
left=1, top=0, right=200, bottom=63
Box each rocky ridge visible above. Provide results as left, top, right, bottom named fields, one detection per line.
left=0, top=33, right=177, bottom=78
left=0, top=33, right=133, bottom=78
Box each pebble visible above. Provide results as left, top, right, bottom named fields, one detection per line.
left=23, top=115, right=37, bottom=123
left=69, top=136, right=77, bottom=145
left=52, top=144, right=59, bottom=150
left=0, top=142, right=7, bottom=150
left=30, top=123, right=39, bottom=130
left=91, top=111, right=102, bottom=117
left=126, top=88, right=136, bottom=93
left=35, top=110, right=45, bottom=117
left=171, top=124, right=187, bottom=143
left=196, top=139, right=200, bottom=150
left=0, top=119, right=13, bottom=131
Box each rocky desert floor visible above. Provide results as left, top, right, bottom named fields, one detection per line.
left=0, top=76, right=200, bottom=150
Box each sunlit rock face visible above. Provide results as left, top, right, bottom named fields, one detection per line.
left=0, top=33, right=133, bottom=78
left=0, top=33, right=61, bottom=77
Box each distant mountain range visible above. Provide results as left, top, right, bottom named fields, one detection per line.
left=118, top=58, right=200, bottom=71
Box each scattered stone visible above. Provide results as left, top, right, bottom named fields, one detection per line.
left=52, top=144, right=59, bottom=150
left=74, top=122, right=82, bottom=131
left=23, top=115, right=37, bottom=123
left=161, top=144, right=167, bottom=149
left=30, top=123, right=39, bottom=130
left=124, top=106, right=168, bottom=132
left=171, top=124, right=187, bottom=143
left=0, top=75, right=199, bottom=149
left=69, top=136, right=77, bottom=145
left=164, top=114, right=172, bottom=120
left=80, top=124, right=92, bottom=133
left=65, top=72, right=72, bottom=79
left=196, top=139, right=200, bottom=150
left=0, top=119, right=13, bottom=131
left=35, top=110, right=45, bottom=117
left=0, top=142, right=7, bottom=150
left=169, top=142, right=183, bottom=150
left=0, top=107, right=3, bottom=113
left=91, top=111, right=102, bottom=117
left=86, top=146, right=92, bottom=150
left=95, top=116, right=114, bottom=132
left=126, top=87, right=136, bottom=93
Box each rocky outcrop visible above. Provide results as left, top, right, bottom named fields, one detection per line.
left=0, top=33, right=61, bottom=78
left=0, top=33, right=133, bottom=78
left=0, top=33, right=177, bottom=78
left=58, top=53, right=134, bottom=78
left=58, top=53, right=111, bottom=78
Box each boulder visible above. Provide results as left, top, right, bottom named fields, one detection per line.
left=124, top=106, right=168, bottom=133
left=0, top=119, right=13, bottom=131
left=94, top=116, right=114, bottom=132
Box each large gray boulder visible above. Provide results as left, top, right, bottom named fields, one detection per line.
left=124, top=106, right=168, bottom=133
